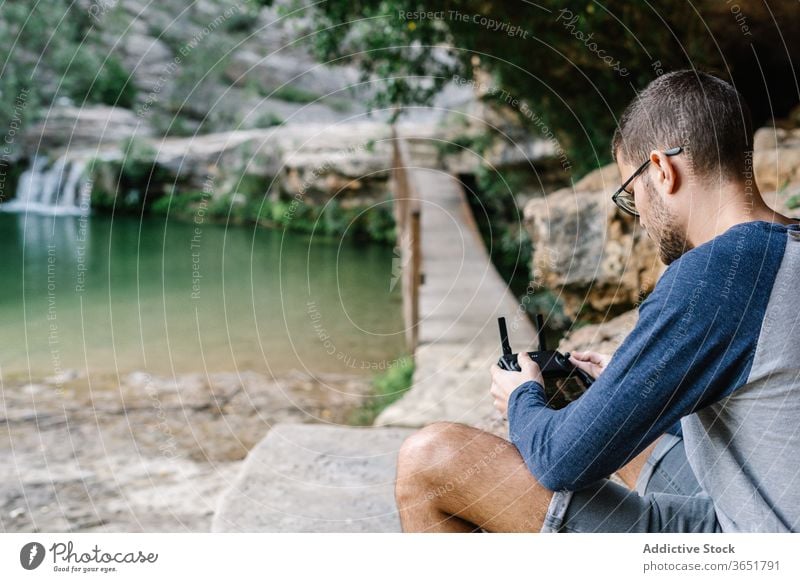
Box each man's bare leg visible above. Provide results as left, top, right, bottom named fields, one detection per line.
left=395, top=422, right=553, bottom=532
left=395, top=422, right=663, bottom=532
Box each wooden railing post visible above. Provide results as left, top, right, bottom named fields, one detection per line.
left=392, top=132, right=421, bottom=353
left=405, top=207, right=421, bottom=351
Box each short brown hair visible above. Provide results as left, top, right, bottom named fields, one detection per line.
left=611, top=70, right=753, bottom=181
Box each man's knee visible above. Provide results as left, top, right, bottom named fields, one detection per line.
left=397, top=421, right=466, bottom=484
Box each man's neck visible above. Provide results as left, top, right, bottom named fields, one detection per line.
left=686, top=181, right=795, bottom=248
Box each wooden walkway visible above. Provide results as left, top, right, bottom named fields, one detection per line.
left=212, top=134, right=538, bottom=532
left=375, top=136, right=538, bottom=428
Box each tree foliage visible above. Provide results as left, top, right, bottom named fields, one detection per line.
left=289, top=0, right=800, bottom=175
left=0, top=0, right=137, bottom=150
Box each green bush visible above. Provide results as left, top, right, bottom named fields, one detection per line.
left=87, top=139, right=174, bottom=212
left=271, top=85, right=323, bottom=104
left=0, top=0, right=138, bottom=149
left=264, top=195, right=396, bottom=244
left=119, top=137, right=158, bottom=182
left=348, top=356, right=415, bottom=425
left=82, top=56, right=137, bottom=108
left=142, top=188, right=397, bottom=246
left=363, top=202, right=397, bottom=244
left=150, top=191, right=208, bottom=216
left=253, top=112, right=284, bottom=127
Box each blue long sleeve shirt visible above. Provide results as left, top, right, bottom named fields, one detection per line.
left=507, top=220, right=800, bottom=532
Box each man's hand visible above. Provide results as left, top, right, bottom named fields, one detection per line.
left=489, top=352, right=544, bottom=417
left=568, top=350, right=611, bottom=380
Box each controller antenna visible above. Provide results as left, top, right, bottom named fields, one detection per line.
left=498, top=317, right=513, bottom=356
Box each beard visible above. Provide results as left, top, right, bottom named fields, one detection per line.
left=642, top=176, right=693, bottom=265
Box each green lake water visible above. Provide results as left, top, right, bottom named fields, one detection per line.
left=0, top=213, right=407, bottom=379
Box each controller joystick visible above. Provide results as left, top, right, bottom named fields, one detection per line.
left=496, top=315, right=594, bottom=389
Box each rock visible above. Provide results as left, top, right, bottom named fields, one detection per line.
left=225, top=49, right=361, bottom=99
left=71, top=121, right=395, bottom=200
left=1, top=369, right=373, bottom=532
left=152, top=122, right=393, bottom=192
left=21, top=384, right=46, bottom=396
left=559, top=309, right=639, bottom=355
left=212, top=423, right=414, bottom=532
left=753, top=126, right=800, bottom=192
left=524, top=173, right=663, bottom=320
left=67, top=0, right=374, bottom=135
left=763, top=184, right=800, bottom=216
left=280, top=148, right=392, bottom=205
left=118, top=32, right=174, bottom=98
left=44, top=369, right=81, bottom=384
left=13, top=118, right=400, bottom=211
left=523, top=127, right=800, bottom=322
left=571, top=163, right=622, bottom=192
left=22, top=105, right=153, bottom=155
left=212, top=89, right=350, bottom=129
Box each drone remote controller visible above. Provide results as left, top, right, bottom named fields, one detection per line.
left=497, top=315, right=594, bottom=389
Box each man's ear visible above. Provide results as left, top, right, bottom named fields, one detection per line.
left=649, top=149, right=680, bottom=195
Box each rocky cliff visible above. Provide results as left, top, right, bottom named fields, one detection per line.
left=523, top=125, right=800, bottom=321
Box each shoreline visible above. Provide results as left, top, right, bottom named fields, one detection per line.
left=0, top=368, right=373, bottom=532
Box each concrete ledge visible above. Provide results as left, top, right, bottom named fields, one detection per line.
left=211, top=423, right=415, bottom=532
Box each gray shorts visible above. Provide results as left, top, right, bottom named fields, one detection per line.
left=540, top=434, right=723, bottom=533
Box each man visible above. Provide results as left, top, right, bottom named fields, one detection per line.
left=394, top=70, right=800, bottom=533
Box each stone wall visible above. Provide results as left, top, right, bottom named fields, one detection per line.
left=524, top=125, right=800, bottom=320
left=524, top=164, right=662, bottom=321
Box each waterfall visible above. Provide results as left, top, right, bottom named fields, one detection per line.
left=1, top=155, right=91, bottom=216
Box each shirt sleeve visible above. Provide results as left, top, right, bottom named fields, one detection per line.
left=665, top=420, right=683, bottom=437
left=506, top=247, right=762, bottom=492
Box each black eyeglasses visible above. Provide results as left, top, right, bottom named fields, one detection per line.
left=612, top=146, right=683, bottom=216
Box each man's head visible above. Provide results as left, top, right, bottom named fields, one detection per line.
left=611, top=70, right=754, bottom=264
